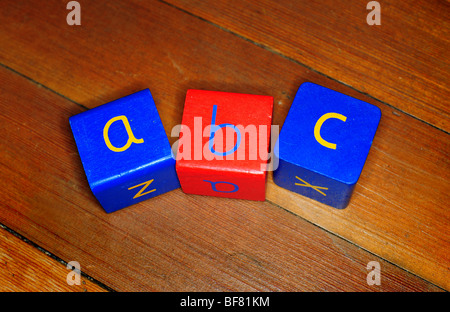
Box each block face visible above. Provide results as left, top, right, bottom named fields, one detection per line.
left=69, top=89, right=180, bottom=213
left=94, top=157, right=178, bottom=213
left=273, top=158, right=355, bottom=209
left=175, top=90, right=273, bottom=201
left=273, top=82, right=381, bottom=208
left=178, top=166, right=266, bottom=201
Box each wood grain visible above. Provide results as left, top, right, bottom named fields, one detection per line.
left=0, top=0, right=447, bottom=291
left=165, top=0, right=450, bottom=132
left=0, top=62, right=443, bottom=291
left=0, top=226, right=106, bottom=292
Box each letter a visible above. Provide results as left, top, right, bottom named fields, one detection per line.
left=366, top=1, right=381, bottom=25
left=366, top=261, right=381, bottom=285
left=128, top=179, right=156, bottom=199
left=66, top=1, right=81, bottom=26
left=103, top=115, right=144, bottom=152
left=66, top=261, right=81, bottom=286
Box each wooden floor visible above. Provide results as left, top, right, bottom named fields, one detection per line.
left=0, top=0, right=448, bottom=292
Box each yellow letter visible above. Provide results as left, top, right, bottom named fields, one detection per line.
left=128, top=179, right=156, bottom=199
left=314, top=112, right=347, bottom=150
left=295, top=176, right=328, bottom=196
left=103, top=115, right=144, bottom=152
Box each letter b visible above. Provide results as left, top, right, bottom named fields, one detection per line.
left=208, top=105, right=241, bottom=156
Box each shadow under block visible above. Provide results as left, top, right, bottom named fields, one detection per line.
left=69, top=89, right=180, bottom=213
left=273, top=82, right=381, bottom=209
left=175, top=90, right=274, bottom=201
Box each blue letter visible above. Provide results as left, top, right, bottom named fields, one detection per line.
left=204, top=180, right=239, bottom=193
left=209, top=105, right=241, bottom=156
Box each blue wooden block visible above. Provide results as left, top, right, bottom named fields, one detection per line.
left=273, top=82, right=381, bottom=209
left=69, top=89, right=180, bottom=213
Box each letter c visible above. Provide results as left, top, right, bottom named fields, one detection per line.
left=314, top=112, right=347, bottom=150
left=103, top=115, right=144, bottom=152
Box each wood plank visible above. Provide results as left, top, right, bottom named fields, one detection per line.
left=266, top=103, right=450, bottom=288
left=165, top=0, right=450, bottom=132
left=0, top=34, right=442, bottom=295
left=0, top=0, right=447, bottom=290
left=0, top=226, right=106, bottom=292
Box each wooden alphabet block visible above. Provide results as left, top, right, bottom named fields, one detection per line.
left=175, top=90, right=273, bottom=201
left=273, top=82, right=381, bottom=209
left=69, top=89, right=180, bottom=213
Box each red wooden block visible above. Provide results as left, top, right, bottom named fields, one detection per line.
left=175, top=90, right=274, bottom=201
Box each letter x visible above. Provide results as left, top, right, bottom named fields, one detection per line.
left=295, top=176, right=328, bottom=196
